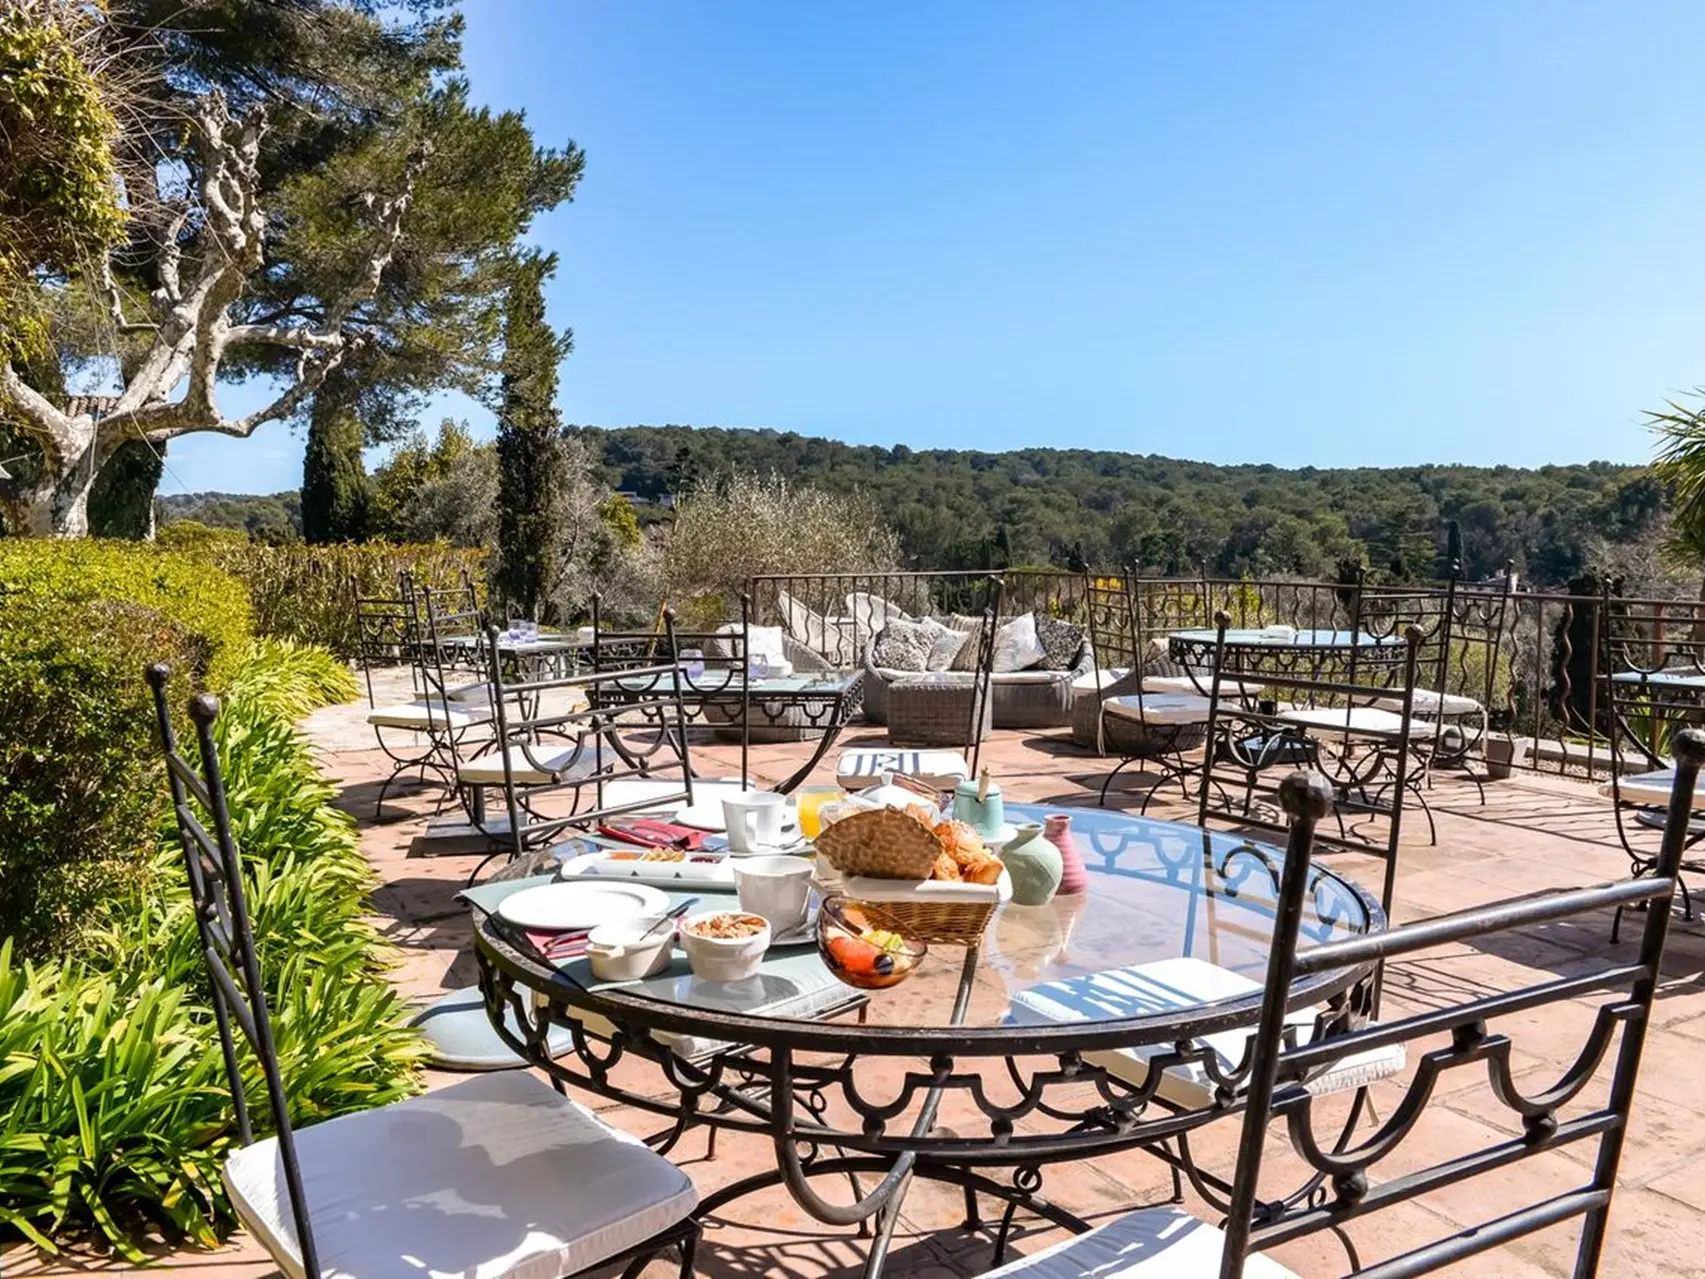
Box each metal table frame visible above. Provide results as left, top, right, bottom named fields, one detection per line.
left=471, top=810, right=1384, bottom=1276
left=605, top=666, right=866, bottom=793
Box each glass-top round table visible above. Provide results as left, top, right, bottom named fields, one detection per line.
left=475, top=804, right=1376, bottom=1051
left=471, top=801, right=1383, bottom=1273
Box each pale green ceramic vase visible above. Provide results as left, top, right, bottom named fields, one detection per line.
left=999, top=821, right=1062, bottom=906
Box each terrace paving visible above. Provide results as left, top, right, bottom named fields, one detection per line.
left=12, top=674, right=1705, bottom=1277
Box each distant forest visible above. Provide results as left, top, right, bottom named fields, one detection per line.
left=159, top=426, right=1665, bottom=587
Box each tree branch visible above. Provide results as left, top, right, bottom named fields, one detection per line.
left=87, top=95, right=425, bottom=451
left=100, top=260, right=159, bottom=334
left=0, top=362, right=77, bottom=465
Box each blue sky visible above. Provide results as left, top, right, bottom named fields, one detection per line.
left=163, top=1, right=1705, bottom=494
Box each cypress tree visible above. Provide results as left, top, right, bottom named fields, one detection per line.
left=88, top=440, right=165, bottom=539
left=301, top=369, right=369, bottom=543
left=492, top=252, right=572, bottom=619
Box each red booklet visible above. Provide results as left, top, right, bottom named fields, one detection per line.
left=597, top=817, right=709, bottom=850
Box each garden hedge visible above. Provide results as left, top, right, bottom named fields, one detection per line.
left=0, top=542, right=251, bottom=955
left=0, top=539, right=251, bottom=687
left=0, top=542, right=422, bottom=1255
left=194, top=540, right=486, bottom=658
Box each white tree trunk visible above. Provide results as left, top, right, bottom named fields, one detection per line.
left=1, top=413, right=99, bottom=536
left=0, top=92, right=427, bottom=537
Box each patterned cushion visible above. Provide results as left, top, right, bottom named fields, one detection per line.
left=947, top=622, right=986, bottom=672
left=1034, top=615, right=1086, bottom=671
left=871, top=619, right=941, bottom=672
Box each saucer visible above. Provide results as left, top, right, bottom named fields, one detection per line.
left=979, top=822, right=1021, bottom=849
left=767, top=900, right=820, bottom=948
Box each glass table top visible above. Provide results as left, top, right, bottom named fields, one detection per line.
left=472, top=802, right=1381, bottom=1044
left=609, top=668, right=859, bottom=696
left=1170, top=628, right=1404, bottom=650
left=1610, top=668, right=1705, bottom=688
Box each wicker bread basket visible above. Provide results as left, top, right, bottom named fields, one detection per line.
left=838, top=873, right=1010, bottom=946
left=816, top=809, right=1008, bottom=945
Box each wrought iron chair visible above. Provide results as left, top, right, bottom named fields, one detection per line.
left=1599, top=594, right=1705, bottom=940
left=473, top=614, right=696, bottom=873
left=1092, top=573, right=1215, bottom=811
left=1197, top=613, right=1425, bottom=916
left=1364, top=568, right=1517, bottom=804
left=144, top=663, right=701, bottom=1279
left=353, top=576, right=494, bottom=820
left=983, top=744, right=1703, bottom=1277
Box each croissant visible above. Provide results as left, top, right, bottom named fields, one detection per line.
left=929, top=850, right=963, bottom=882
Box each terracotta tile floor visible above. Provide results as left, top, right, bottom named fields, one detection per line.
left=13, top=683, right=1705, bottom=1277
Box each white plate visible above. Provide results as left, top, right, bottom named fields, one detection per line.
left=980, top=823, right=1021, bottom=849
left=674, top=798, right=800, bottom=834
left=497, top=882, right=670, bottom=931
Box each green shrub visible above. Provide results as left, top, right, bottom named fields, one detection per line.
left=0, top=539, right=251, bottom=688
left=154, top=519, right=249, bottom=552
left=198, top=541, right=485, bottom=657
left=0, top=653, right=424, bottom=1256
left=0, top=944, right=234, bottom=1252
left=0, top=594, right=193, bottom=957
left=227, top=638, right=359, bottom=720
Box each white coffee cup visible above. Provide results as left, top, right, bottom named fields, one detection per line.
left=733, top=855, right=814, bottom=935
left=722, top=790, right=787, bottom=853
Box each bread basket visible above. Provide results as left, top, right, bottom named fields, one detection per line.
left=815, top=808, right=1005, bottom=945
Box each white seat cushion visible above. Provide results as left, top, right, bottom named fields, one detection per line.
left=1103, top=693, right=1213, bottom=727
left=1600, top=768, right=1678, bottom=807
left=223, top=1070, right=696, bottom=1279
left=1141, top=675, right=1263, bottom=698
left=872, top=664, right=922, bottom=681
left=1374, top=688, right=1482, bottom=717
left=1278, top=706, right=1409, bottom=737
left=990, top=669, right=1069, bottom=685
left=1010, top=957, right=1404, bottom=1111
left=982, top=1205, right=1298, bottom=1277
left=368, top=699, right=493, bottom=731
left=445, top=680, right=495, bottom=703
left=461, top=743, right=602, bottom=786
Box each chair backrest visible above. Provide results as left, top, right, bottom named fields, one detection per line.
left=144, top=664, right=322, bottom=1279
left=411, top=575, right=486, bottom=703
left=1217, top=743, right=1704, bottom=1277
left=1084, top=570, right=1141, bottom=673
left=1197, top=611, right=1423, bottom=916
left=485, top=614, right=696, bottom=861
left=1601, top=592, right=1705, bottom=774
left=353, top=576, right=421, bottom=705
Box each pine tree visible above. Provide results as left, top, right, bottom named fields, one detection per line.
left=301, top=369, right=370, bottom=543
left=492, top=252, right=572, bottom=618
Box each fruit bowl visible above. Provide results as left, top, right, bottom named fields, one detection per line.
left=816, top=896, right=927, bottom=989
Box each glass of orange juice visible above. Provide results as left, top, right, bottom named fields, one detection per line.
left=794, top=785, right=844, bottom=841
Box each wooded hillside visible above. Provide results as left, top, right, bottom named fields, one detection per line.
left=160, top=425, right=1662, bottom=586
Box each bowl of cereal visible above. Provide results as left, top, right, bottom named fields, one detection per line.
left=679, top=910, right=771, bottom=981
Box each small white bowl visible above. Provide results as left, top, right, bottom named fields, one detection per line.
left=679, top=910, right=770, bottom=982
left=585, top=916, right=677, bottom=982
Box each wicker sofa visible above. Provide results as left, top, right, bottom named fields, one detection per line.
left=862, top=632, right=1096, bottom=730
